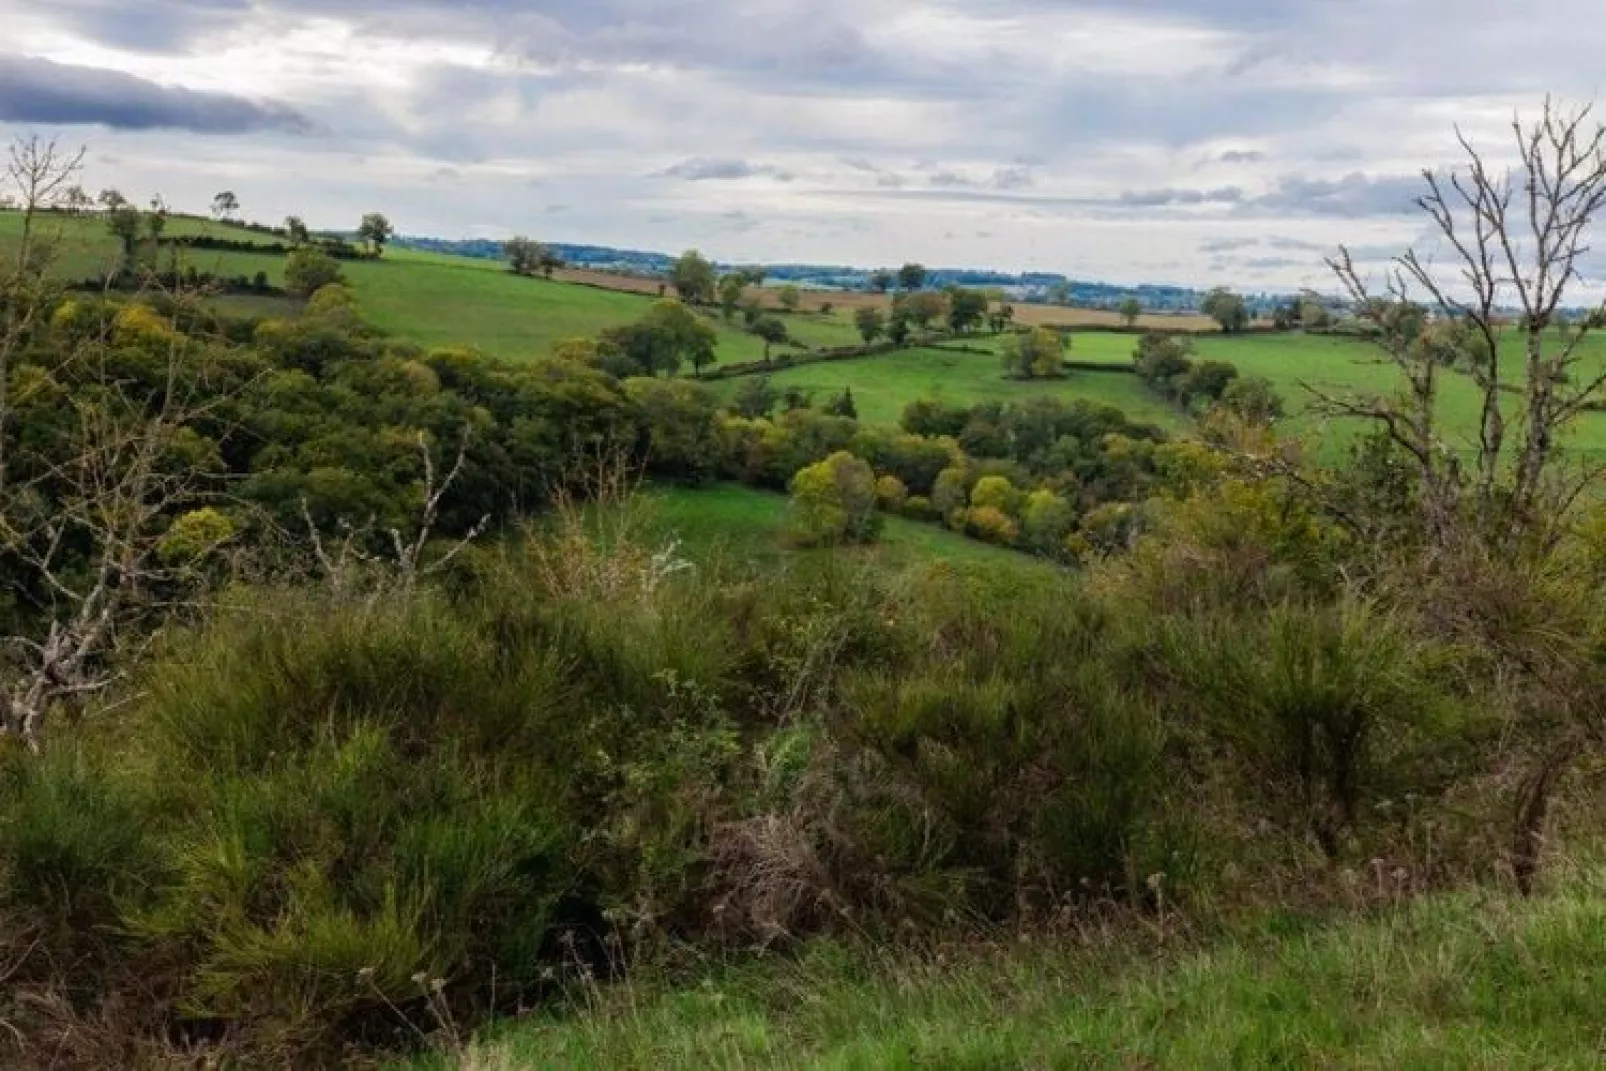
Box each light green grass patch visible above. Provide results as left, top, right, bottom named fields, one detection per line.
left=719, top=347, right=1183, bottom=430
left=633, top=483, right=1060, bottom=580
left=429, top=866, right=1606, bottom=1070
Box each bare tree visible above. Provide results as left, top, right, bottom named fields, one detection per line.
left=1323, top=99, right=1606, bottom=554
left=4, top=136, right=86, bottom=274
left=1, top=138, right=86, bottom=496
left=0, top=292, right=243, bottom=748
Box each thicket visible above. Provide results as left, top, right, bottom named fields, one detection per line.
left=5, top=436, right=1598, bottom=1062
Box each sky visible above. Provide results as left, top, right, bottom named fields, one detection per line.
left=2, top=0, right=1603, bottom=291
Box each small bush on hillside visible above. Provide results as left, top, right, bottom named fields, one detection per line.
left=284, top=247, right=345, bottom=297
left=788, top=452, right=881, bottom=546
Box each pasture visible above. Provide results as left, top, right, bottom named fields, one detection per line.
left=721, top=345, right=1185, bottom=430
left=636, top=483, right=1061, bottom=577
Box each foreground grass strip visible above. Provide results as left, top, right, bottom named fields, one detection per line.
left=427, top=873, right=1606, bottom=1069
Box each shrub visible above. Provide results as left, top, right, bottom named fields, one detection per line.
left=1022, top=489, right=1075, bottom=555
left=966, top=505, right=1019, bottom=544
left=1162, top=599, right=1441, bottom=852
left=788, top=451, right=881, bottom=546
left=931, top=465, right=971, bottom=520
left=875, top=474, right=909, bottom=512
left=284, top=247, right=345, bottom=297
left=969, top=475, right=1023, bottom=516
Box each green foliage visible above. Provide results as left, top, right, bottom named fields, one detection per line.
left=969, top=475, right=1022, bottom=516
left=946, top=287, right=989, bottom=333
left=670, top=250, right=716, bottom=305
left=1201, top=287, right=1249, bottom=333
left=600, top=300, right=718, bottom=377
left=627, top=377, right=724, bottom=483
left=1119, top=296, right=1142, bottom=326
left=731, top=375, right=778, bottom=419
left=752, top=315, right=789, bottom=360
left=284, top=247, right=346, bottom=297
left=1162, top=599, right=1443, bottom=848
left=1001, top=326, right=1068, bottom=379
left=504, top=235, right=555, bottom=276
left=1022, top=488, right=1075, bottom=555
left=718, top=273, right=747, bottom=319
left=357, top=212, right=394, bottom=256
left=777, top=285, right=801, bottom=312
left=788, top=451, right=881, bottom=546
left=897, top=263, right=927, bottom=292
left=854, top=305, right=885, bottom=343
left=1220, top=375, right=1286, bottom=423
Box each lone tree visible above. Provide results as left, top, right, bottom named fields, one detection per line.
left=504, top=235, right=548, bottom=276
left=777, top=284, right=801, bottom=312
left=5, top=136, right=85, bottom=274
left=358, top=212, right=394, bottom=257
left=1119, top=296, right=1142, bottom=327
left=718, top=273, right=747, bottom=319
left=898, top=262, right=928, bottom=292
left=947, top=286, right=988, bottom=333
left=868, top=269, right=894, bottom=293
left=104, top=200, right=144, bottom=277
left=854, top=305, right=885, bottom=343
left=752, top=316, right=789, bottom=362
left=670, top=249, right=716, bottom=304
left=1002, top=326, right=1068, bottom=379
left=211, top=190, right=239, bottom=220
left=284, top=215, right=310, bottom=246
left=1201, top=288, right=1249, bottom=333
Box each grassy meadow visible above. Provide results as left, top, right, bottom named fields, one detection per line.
left=423, top=861, right=1606, bottom=1069
left=634, top=483, right=1062, bottom=578
left=726, top=345, right=1186, bottom=429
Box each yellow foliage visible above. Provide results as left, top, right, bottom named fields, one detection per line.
left=966, top=505, right=1019, bottom=545
left=113, top=304, right=175, bottom=348
left=157, top=508, right=238, bottom=565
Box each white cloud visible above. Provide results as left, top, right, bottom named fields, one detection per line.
left=3, top=0, right=1605, bottom=288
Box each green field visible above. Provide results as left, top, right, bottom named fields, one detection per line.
left=1195, top=331, right=1606, bottom=461
left=426, top=863, right=1606, bottom=1069
left=15, top=209, right=1606, bottom=459
left=634, top=483, right=1061, bottom=579
left=722, top=346, right=1185, bottom=430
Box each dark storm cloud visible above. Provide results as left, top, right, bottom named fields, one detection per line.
left=0, top=54, right=309, bottom=133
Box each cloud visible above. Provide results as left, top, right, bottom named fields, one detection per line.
left=1120, top=185, right=1246, bottom=207
left=1199, top=237, right=1261, bottom=253
left=1218, top=149, right=1265, bottom=163
left=1250, top=172, right=1420, bottom=217
left=992, top=166, right=1035, bottom=190
left=0, top=53, right=309, bottom=134
left=659, top=157, right=793, bottom=182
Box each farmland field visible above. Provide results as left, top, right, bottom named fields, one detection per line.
left=718, top=345, right=1185, bottom=429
